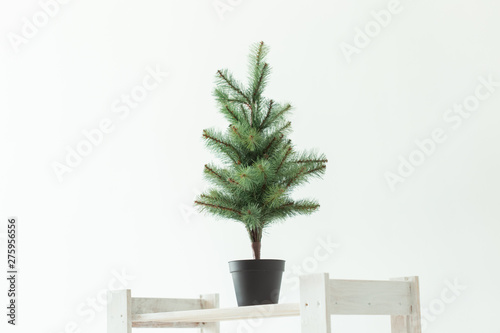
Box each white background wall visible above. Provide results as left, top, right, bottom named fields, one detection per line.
left=1, top=0, right=499, bottom=332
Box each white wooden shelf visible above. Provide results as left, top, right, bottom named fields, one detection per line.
left=108, top=273, right=422, bottom=333
left=134, top=303, right=300, bottom=324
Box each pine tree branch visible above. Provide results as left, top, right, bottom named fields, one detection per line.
left=195, top=201, right=242, bottom=215
left=265, top=187, right=285, bottom=206
left=217, top=70, right=250, bottom=103
left=240, top=105, right=249, bottom=124
left=252, top=63, right=268, bottom=102
left=296, top=159, right=329, bottom=163
left=286, top=167, right=306, bottom=188
left=245, top=103, right=254, bottom=127
left=204, top=164, right=224, bottom=181
left=255, top=41, right=264, bottom=66
left=262, top=137, right=276, bottom=155
left=278, top=121, right=292, bottom=134
left=225, top=105, right=239, bottom=122
left=275, top=201, right=294, bottom=210
left=203, top=130, right=230, bottom=147
left=258, top=163, right=268, bottom=193
left=203, top=130, right=241, bottom=163
left=292, top=203, right=320, bottom=211
left=259, top=100, right=274, bottom=130
left=231, top=126, right=242, bottom=139
left=269, top=104, right=292, bottom=124
left=262, top=133, right=283, bottom=157
left=276, top=104, right=292, bottom=118
left=304, top=165, right=326, bottom=175
left=277, top=146, right=292, bottom=172
left=257, top=164, right=267, bottom=179
left=227, top=98, right=247, bottom=104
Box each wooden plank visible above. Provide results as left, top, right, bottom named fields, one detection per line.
left=131, top=297, right=203, bottom=328
left=133, top=322, right=204, bottom=328
left=299, top=273, right=331, bottom=333
left=329, top=279, right=412, bottom=315
left=132, top=297, right=203, bottom=314
left=408, top=277, right=422, bottom=333
left=391, top=315, right=410, bottom=333
left=201, top=293, right=220, bottom=333
left=391, top=277, right=422, bottom=333
left=132, top=303, right=300, bottom=324
left=107, top=290, right=131, bottom=333
left=130, top=295, right=220, bottom=330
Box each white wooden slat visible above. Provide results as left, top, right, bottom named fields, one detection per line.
left=201, top=293, right=220, bottom=333
left=131, top=297, right=203, bottom=328
left=107, top=290, right=131, bottom=333
left=391, top=315, right=410, bottom=333
left=299, top=273, right=331, bottom=333
left=133, top=322, right=204, bottom=329
left=132, top=297, right=203, bottom=314
left=130, top=295, right=221, bottom=330
left=132, top=303, right=300, bottom=324
left=390, top=277, right=422, bottom=333
left=329, top=279, right=412, bottom=315
left=408, top=277, right=422, bottom=333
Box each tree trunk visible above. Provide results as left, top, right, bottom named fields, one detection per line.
left=252, top=241, right=261, bottom=260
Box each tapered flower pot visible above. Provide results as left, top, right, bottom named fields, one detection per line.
left=229, top=259, right=285, bottom=306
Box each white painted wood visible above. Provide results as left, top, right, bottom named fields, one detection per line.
left=201, top=294, right=220, bottom=333
left=133, top=322, right=204, bottom=329
left=130, top=294, right=221, bottom=330
left=329, top=279, right=412, bottom=315
left=390, top=277, right=422, bottom=333
left=408, top=277, right=422, bottom=333
left=107, top=290, right=131, bottom=333
left=108, top=274, right=422, bottom=332
left=132, top=303, right=300, bottom=324
left=391, top=315, right=410, bottom=333
left=131, top=297, right=203, bottom=328
left=132, top=297, right=203, bottom=314
left=299, top=273, right=331, bottom=333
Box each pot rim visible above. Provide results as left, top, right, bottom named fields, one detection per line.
left=228, top=259, right=285, bottom=273
left=228, top=259, right=285, bottom=263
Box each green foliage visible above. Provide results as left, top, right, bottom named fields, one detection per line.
left=195, top=42, right=328, bottom=245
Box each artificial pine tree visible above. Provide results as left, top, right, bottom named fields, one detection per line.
left=195, top=42, right=328, bottom=260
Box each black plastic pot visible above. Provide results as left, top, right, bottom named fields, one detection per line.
left=229, top=259, right=285, bottom=306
